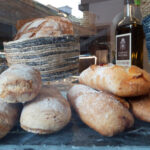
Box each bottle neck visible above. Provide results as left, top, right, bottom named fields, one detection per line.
left=134, top=2, right=142, bottom=23
left=124, top=3, right=134, bottom=19
left=117, top=0, right=140, bottom=26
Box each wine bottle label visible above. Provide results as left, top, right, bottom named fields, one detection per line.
left=116, top=33, right=131, bottom=66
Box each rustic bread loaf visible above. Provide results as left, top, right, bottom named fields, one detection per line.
left=67, top=84, right=134, bottom=137
left=79, top=64, right=150, bottom=97
left=0, top=64, right=42, bottom=103
left=20, top=86, right=71, bottom=134
left=14, top=16, right=74, bottom=40
left=0, top=101, right=20, bottom=139
left=129, top=94, right=150, bottom=122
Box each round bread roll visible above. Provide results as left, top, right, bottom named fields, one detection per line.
left=0, top=64, right=41, bottom=103
left=14, top=16, right=73, bottom=40
left=0, top=101, right=20, bottom=139
left=129, top=94, right=150, bottom=122
left=67, top=84, right=134, bottom=137
left=20, top=86, right=71, bottom=134
left=79, top=64, right=150, bottom=97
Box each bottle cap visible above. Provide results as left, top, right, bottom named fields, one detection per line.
left=134, top=0, right=141, bottom=6
left=124, top=0, right=134, bottom=5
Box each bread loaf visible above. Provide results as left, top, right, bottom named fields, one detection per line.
left=20, top=86, right=71, bottom=134
left=14, top=16, right=74, bottom=40
left=67, top=84, right=134, bottom=137
left=0, top=64, right=42, bottom=103
left=0, top=101, right=20, bottom=139
left=79, top=64, right=150, bottom=97
left=129, top=94, right=150, bottom=122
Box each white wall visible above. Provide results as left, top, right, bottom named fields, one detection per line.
left=89, top=0, right=123, bottom=25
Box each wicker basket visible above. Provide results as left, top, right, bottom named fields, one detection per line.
left=4, top=36, right=80, bottom=84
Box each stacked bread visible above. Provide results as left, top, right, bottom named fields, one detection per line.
left=0, top=64, right=71, bottom=138
left=1, top=63, right=150, bottom=139
left=4, top=16, right=79, bottom=83
left=67, top=64, right=150, bottom=137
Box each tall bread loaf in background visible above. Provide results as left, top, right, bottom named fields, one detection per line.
left=14, top=16, right=74, bottom=40
left=0, top=101, right=20, bottom=139
left=67, top=84, right=134, bottom=137
left=20, top=86, right=71, bottom=134
left=79, top=64, right=150, bottom=97
left=0, top=64, right=41, bottom=103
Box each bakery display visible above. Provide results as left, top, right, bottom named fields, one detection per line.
left=129, top=94, right=150, bottom=122
left=20, top=86, right=71, bottom=134
left=0, top=64, right=41, bottom=103
left=1, top=34, right=150, bottom=139
left=79, top=64, right=150, bottom=97
left=0, top=101, right=20, bottom=139
left=67, top=84, right=134, bottom=137
left=0, top=62, right=148, bottom=138
left=14, top=16, right=74, bottom=40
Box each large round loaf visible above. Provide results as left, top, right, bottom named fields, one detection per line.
left=20, top=86, right=71, bottom=134
left=0, top=101, right=20, bottom=139
left=14, top=16, right=74, bottom=40
left=0, top=64, right=42, bottom=103
left=67, top=84, right=134, bottom=137
left=79, top=64, right=150, bottom=97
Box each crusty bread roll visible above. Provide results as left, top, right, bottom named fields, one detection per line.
left=20, top=86, right=71, bottom=134
left=79, top=64, right=150, bottom=97
left=67, top=84, right=134, bottom=137
left=14, top=16, right=73, bottom=40
left=129, top=94, right=150, bottom=122
left=0, top=64, right=42, bottom=103
left=0, top=101, right=20, bottom=139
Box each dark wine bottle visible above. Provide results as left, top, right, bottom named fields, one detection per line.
left=115, top=0, right=144, bottom=68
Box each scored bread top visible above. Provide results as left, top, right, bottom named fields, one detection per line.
left=79, top=64, right=150, bottom=97
left=14, top=16, right=74, bottom=40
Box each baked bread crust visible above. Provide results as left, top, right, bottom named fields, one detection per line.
left=79, top=64, right=150, bottom=97
left=129, top=94, right=150, bottom=122
left=67, top=84, right=134, bottom=137
left=21, top=124, right=56, bottom=134
left=14, top=16, right=74, bottom=40
left=0, top=64, right=42, bottom=103
left=20, top=86, right=71, bottom=134
left=0, top=102, right=20, bottom=139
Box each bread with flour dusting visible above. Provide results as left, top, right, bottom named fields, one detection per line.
left=20, top=86, right=71, bottom=134
left=0, top=64, right=41, bottom=103
left=79, top=64, right=150, bottom=97
left=0, top=101, right=20, bottom=139
left=67, top=84, right=134, bottom=137
left=129, top=94, right=150, bottom=122
left=14, top=16, right=73, bottom=40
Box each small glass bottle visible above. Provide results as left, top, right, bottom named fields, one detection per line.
left=115, top=0, right=144, bottom=68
